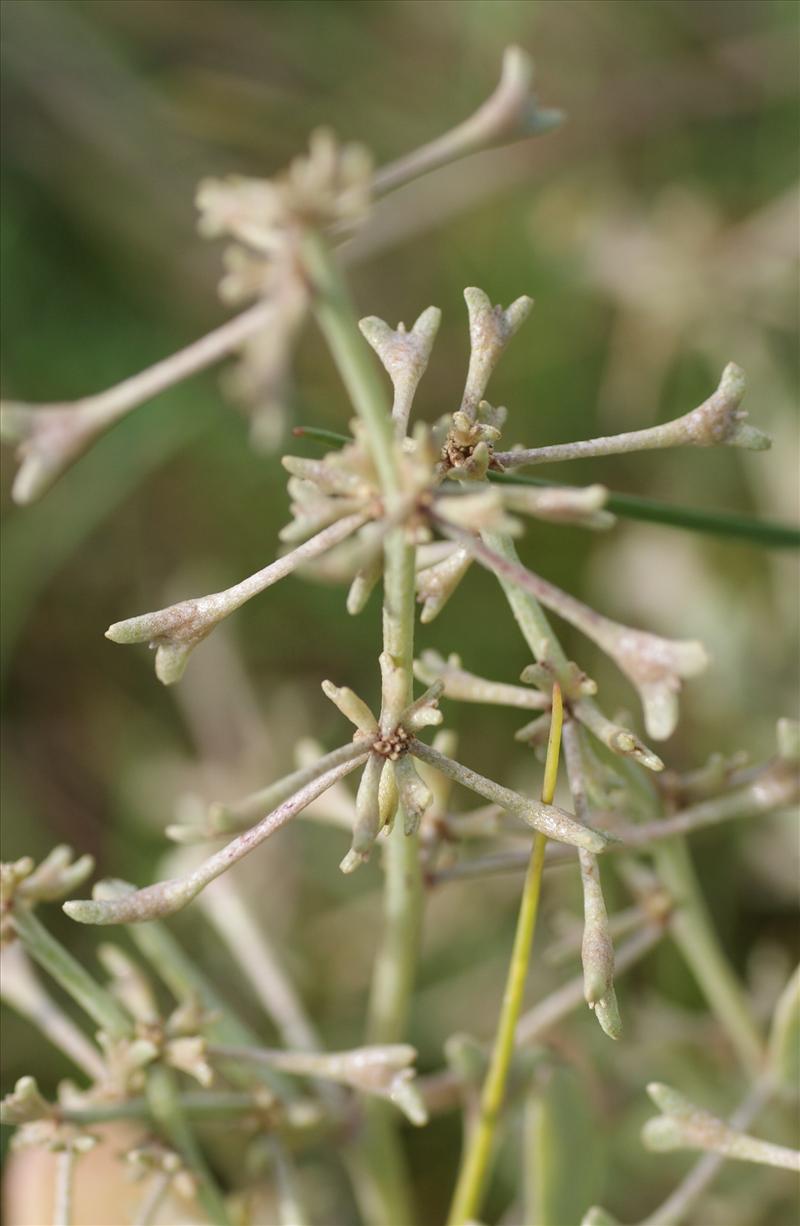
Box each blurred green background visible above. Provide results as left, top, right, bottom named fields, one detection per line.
left=1, top=1, right=798, bottom=1222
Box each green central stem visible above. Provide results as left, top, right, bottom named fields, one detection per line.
left=304, top=232, right=421, bottom=1226
left=12, top=906, right=132, bottom=1041
left=447, top=684, right=563, bottom=1226
left=357, top=529, right=422, bottom=1226
left=370, top=529, right=420, bottom=1025
left=300, top=232, right=399, bottom=499
left=480, top=532, right=570, bottom=676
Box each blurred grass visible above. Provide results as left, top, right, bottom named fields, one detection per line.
left=1, top=1, right=798, bottom=1222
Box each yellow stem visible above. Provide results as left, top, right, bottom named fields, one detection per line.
left=447, top=683, right=564, bottom=1226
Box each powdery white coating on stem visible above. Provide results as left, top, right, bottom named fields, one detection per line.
left=344, top=751, right=385, bottom=869
left=545, top=904, right=648, bottom=967
left=321, top=680, right=379, bottom=733
left=581, top=850, right=614, bottom=1003
left=400, top=680, right=444, bottom=732
left=63, top=753, right=369, bottom=925
left=593, top=987, right=622, bottom=1042
left=378, top=757, right=399, bottom=830
left=297, top=517, right=388, bottom=586
left=607, top=629, right=708, bottom=741
left=281, top=453, right=369, bottom=497
left=517, top=926, right=663, bottom=1047
left=636, top=1080, right=773, bottom=1226
left=563, top=720, right=618, bottom=1033
left=279, top=421, right=398, bottom=548
left=501, top=483, right=615, bottom=530
left=0, top=299, right=274, bottom=505
left=416, top=729, right=458, bottom=833
left=106, top=511, right=368, bottom=685
left=415, top=649, right=551, bottom=710
left=409, top=738, right=608, bottom=853
left=378, top=646, right=409, bottom=732
left=434, top=750, right=797, bottom=870
left=279, top=487, right=368, bottom=544
left=359, top=308, right=442, bottom=436
left=394, top=755, right=433, bottom=836
left=435, top=486, right=520, bottom=535
left=520, top=658, right=597, bottom=702
left=643, top=1082, right=800, bottom=1172
left=210, top=1042, right=427, bottom=1126
left=416, top=546, right=474, bottom=623
left=460, top=288, right=535, bottom=420
left=201, top=740, right=368, bottom=837
left=347, top=552, right=384, bottom=615
left=620, top=757, right=800, bottom=847
left=443, top=520, right=707, bottom=740
left=572, top=698, right=664, bottom=772
left=373, top=46, right=563, bottom=196
left=495, top=363, right=770, bottom=469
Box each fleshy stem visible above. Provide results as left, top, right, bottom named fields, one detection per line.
left=3, top=298, right=274, bottom=436
left=429, top=758, right=797, bottom=883
left=481, top=533, right=570, bottom=676
left=121, top=890, right=295, bottom=1100
left=302, top=231, right=420, bottom=1226
left=64, top=754, right=368, bottom=925
left=447, top=683, right=563, bottom=1226
left=0, top=943, right=106, bottom=1080
left=42, top=1092, right=264, bottom=1126
left=489, top=472, right=800, bottom=551
left=300, top=232, right=399, bottom=498
left=482, top=532, right=764, bottom=1074
left=638, top=1078, right=773, bottom=1226
left=294, top=427, right=800, bottom=550
left=145, top=1064, right=230, bottom=1226
left=11, top=906, right=131, bottom=1041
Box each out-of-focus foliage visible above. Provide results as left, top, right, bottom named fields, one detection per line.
left=1, top=2, right=798, bottom=1223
